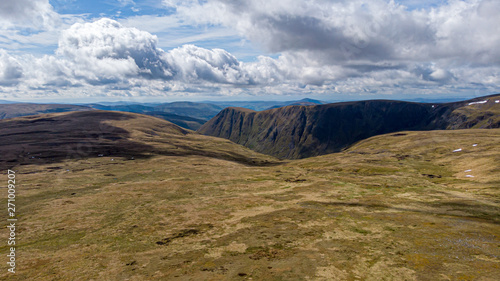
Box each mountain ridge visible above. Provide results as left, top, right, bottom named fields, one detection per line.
left=198, top=94, right=500, bottom=159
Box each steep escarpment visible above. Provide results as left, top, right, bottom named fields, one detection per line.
left=198, top=95, right=500, bottom=159
left=199, top=100, right=438, bottom=159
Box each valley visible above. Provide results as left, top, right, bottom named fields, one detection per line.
left=2, top=1, right=500, bottom=280
left=0, top=110, right=498, bottom=280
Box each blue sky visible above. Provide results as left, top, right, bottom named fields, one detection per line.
left=0, top=0, right=499, bottom=102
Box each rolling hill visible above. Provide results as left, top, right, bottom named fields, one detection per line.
left=0, top=110, right=277, bottom=171
left=0, top=109, right=498, bottom=280
left=198, top=94, right=500, bottom=159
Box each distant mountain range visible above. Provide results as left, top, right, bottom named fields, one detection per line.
left=0, top=100, right=26, bottom=104
left=0, top=102, right=219, bottom=131
left=0, top=104, right=92, bottom=120
left=84, top=102, right=223, bottom=130
left=0, top=98, right=326, bottom=130
left=198, top=94, right=500, bottom=159
left=204, top=98, right=326, bottom=111
left=1, top=95, right=498, bottom=141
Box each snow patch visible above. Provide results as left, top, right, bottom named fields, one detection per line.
left=472, top=144, right=478, bottom=147
left=453, top=148, right=462, bottom=152
left=464, top=169, right=472, bottom=172
left=465, top=175, right=475, bottom=178
left=495, top=100, right=499, bottom=103
left=468, top=100, right=488, bottom=106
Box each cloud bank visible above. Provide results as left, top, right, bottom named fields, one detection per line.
left=1, top=0, right=499, bottom=100
left=0, top=0, right=59, bottom=29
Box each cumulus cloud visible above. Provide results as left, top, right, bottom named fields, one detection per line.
left=168, top=0, right=500, bottom=67
left=0, top=50, right=23, bottom=86
left=165, top=45, right=249, bottom=84
left=0, top=19, right=257, bottom=91
left=157, top=0, right=500, bottom=96
left=55, top=19, right=258, bottom=85
left=57, top=18, right=170, bottom=83
left=0, top=0, right=59, bottom=30
left=2, top=1, right=500, bottom=100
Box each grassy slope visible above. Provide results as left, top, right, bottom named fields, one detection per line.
left=0, top=117, right=498, bottom=280
left=447, top=95, right=500, bottom=129
left=0, top=111, right=277, bottom=170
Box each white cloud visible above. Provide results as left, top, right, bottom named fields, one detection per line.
left=57, top=18, right=171, bottom=82
left=117, top=0, right=136, bottom=6
left=54, top=19, right=257, bottom=85
left=1, top=1, right=500, bottom=100
left=0, top=50, right=23, bottom=86
left=166, top=0, right=500, bottom=67
left=0, top=19, right=258, bottom=93
left=0, top=0, right=59, bottom=30
left=165, top=44, right=248, bottom=84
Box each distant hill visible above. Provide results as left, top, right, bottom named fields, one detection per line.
left=198, top=94, right=500, bottom=159
left=143, top=112, right=207, bottom=131
left=153, top=102, right=224, bottom=120
left=86, top=102, right=219, bottom=130
left=0, top=104, right=93, bottom=120
left=207, top=98, right=326, bottom=111
left=91, top=101, right=145, bottom=106
left=0, top=102, right=208, bottom=131
left=87, top=104, right=153, bottom=113
left=0, top=100, right=26, bottom=104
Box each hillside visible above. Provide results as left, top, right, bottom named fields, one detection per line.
left=198, top=95, right=500, bottom=159
left=0, top=111, right=278, bottom=170
left=446, top=97, right=500, bottom=129
left=0, top=104, right=93, bottom=120
left=0, top=118, right=498, bottom=280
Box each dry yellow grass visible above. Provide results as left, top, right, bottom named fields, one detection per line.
left=0, top=112, right=499, bottom=280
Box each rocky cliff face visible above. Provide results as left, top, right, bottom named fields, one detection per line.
left=198, top=95, right=500, bottom=159
left=445, top=97, right=500, bottom=129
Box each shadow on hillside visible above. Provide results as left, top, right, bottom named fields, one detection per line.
left=0, top=111, right=156, bottom=170
left=0, top=111, right=281, bottom=170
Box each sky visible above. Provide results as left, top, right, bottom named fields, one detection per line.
left=0, top=0, right=499, bottom=102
